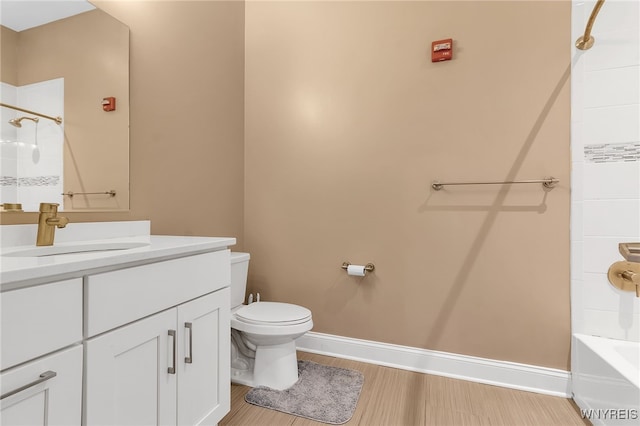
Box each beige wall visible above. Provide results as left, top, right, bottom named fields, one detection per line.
left=1, top=1, right=246, bottom=248
left=1, top=26, right=18, bottom=85
left=16, top=10, right=130, bottom=211
left=244, top=1, right=571, bottom=369
left=2, top=1, right=571, bottom=370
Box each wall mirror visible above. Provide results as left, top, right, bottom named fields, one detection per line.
left=1, top=0, right=129, bottom=212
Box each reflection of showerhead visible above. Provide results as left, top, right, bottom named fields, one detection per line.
left=8, top=116, right=39, bottom=128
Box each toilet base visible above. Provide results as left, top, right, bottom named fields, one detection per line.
left=231, top=364, right=255, bottom=387
left=230, top=340, right=299, bottom=390
left=254, top=340, right=299, bottom=390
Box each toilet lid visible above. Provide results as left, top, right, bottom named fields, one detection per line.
left=235, top=302, right=311, bottom=326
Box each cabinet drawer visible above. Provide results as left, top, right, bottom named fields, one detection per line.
left=85, top=250, right=230, bottom=337
left=1, top=345, right=83, bottom=426
left=1, top=278, right=82, bottom=371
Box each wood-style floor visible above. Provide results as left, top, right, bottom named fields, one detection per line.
left=220, top=351, right=589, bottom=426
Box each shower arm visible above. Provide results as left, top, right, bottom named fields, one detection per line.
left=576, top=0, right=605, bottom=50
left=1, top=102, right=62, bottom=125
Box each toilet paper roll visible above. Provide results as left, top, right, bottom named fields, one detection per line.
left=347, top=264, right=366, bottom=277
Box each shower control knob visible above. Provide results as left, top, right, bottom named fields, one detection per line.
left=608, top=261, right=640, bottom=298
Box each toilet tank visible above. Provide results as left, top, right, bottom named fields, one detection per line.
left=230, top=252, right=250, bottom=309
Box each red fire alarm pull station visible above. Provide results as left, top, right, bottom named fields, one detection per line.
left=431, top=38, right=453, bottom=62
left=102, top=97, right=116, bottom=112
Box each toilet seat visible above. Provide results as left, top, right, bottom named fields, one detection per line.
left=235, top=302, right=311, bottom=326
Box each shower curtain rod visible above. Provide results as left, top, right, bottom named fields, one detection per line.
left=1, top=102, right=62, bottom=125
left=576, top=0, right=605, bottom=50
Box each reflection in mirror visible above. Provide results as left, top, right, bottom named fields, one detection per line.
left=0, top=0, right=129, bottom=212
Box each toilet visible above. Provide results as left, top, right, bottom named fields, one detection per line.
left=229, top=252, right=313, bottom=390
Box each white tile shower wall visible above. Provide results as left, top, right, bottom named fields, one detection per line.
left=1, top=83, right=19, bottom=204
left=15, top=79, right=64, bottom=211
left=0, top=82, right=18, bottom=203
left=571, top=0, right=640, bottom=342
left=583, top=105, right=639, bottom=145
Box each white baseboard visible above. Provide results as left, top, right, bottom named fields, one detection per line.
left=296, top=331, right=571, bottom=398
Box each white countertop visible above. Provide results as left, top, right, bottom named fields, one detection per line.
left=1, top=221, right=236, bottom=291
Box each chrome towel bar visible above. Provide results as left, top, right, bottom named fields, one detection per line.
left=431, top=177, right=558, bottom=191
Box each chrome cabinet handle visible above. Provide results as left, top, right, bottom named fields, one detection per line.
left=168, top=330, right=177, bottom=374
left=185, top=322, right=193, bottom=364
left=1, top=370, right=57, bottom=400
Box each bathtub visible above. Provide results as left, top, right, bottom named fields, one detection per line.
left=572, top=334, right=639, bottom=425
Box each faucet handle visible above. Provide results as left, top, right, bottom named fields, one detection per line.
left=49, top=216, right=69, bottom=228
left=619, top=242, right=640, bottom=263
left=608, top=260, right=640, bottom=298
left=39, top=202, right=60, bottom=213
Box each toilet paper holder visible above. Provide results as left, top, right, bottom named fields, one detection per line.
left=341, top=262, right=375, bottom=273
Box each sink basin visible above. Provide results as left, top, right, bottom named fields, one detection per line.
left=2, top=241, right=150, bottom=257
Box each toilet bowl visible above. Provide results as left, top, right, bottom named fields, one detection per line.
left=229, top=252, right=313, bottom=390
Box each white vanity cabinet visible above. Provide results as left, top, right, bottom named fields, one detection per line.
left=0, top=346, right=83, bottom=426
left=1, top=223, right=234, bottom=426
left=176, top=290, right=230, bottom=426
left=84, top=250, right=231, bottom=426
left=1, top=278, right=84, bottom=426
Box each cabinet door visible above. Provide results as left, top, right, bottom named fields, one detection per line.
left=1, top=345, right=82, bottom=426
left=85, top=309, right=177, bottom=426
left=177, top=288, right=230, bottom=426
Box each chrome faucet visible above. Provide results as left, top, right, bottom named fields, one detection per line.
left=36, top=203, right=69, bottom=246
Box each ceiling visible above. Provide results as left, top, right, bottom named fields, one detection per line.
left=1, top=0, right=95, bottom=32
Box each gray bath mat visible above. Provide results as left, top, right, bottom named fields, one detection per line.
left=244, top=360, right=364, bottom=424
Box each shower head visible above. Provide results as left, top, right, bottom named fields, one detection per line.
left=8, top=116, right=39, bottom=128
